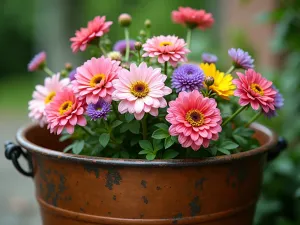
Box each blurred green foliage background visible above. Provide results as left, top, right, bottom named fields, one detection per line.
left=0, top=0, right=300, bottom=224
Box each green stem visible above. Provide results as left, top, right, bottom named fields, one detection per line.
left=245, top=112, right=262, bottom=128
left=222, top=105, right=248, bottom=127
left=98, top=38, right=107, bottom=56
left=226, top=65, right=235, bottom=74
left=186, top=28, right=192, bottom=50
left=43, top=67, right=54, bottom=76
left=137, top=50, right=141, bottom=64
left=141, top=115, right=148, bottom=140
left=164, top=61, right=168, bottom=76
left=81, top=126, right=95, bottom=136
left=124, top=28, right=130, bottom=61
left=112, top=102, right=120, bottom=120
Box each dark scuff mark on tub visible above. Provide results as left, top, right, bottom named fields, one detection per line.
left=172, top=213, right=183, bottom=224
left=140, top=214, right=144, bottom=218
left=105, top=168, right=122, bottom=190
left=113, top=195, right=117, bottom=201
left=83, top=164, right=100, bottom=178
left=195, top=178, right=207, bottom=191
left=189, top=196, right=200, bottom=217
left=156, top=186, right=161, bottom=190
left=80, top=207, right=85, bottom=213
left=141, top=180, right=147, bottom=188
left=142, top=196, right=148, bottom=204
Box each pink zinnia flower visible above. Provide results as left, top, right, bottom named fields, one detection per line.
left=45, top=87, right=87, bottom=135
left=28, top=51, right=46, bottom=72
left=112, top=62, right=172, bottom=120
left=142, top=35, right=190, bottom=67
left=233, top=69, right=277, bottom=113
left=70, top=16, right=113, bottom=53
left=171, top=7, right=214, bottom=30
left=72, top=56, right=122, bottom=104
left=166, top=90, right=222, bottom=151
left=28, top=73, right=70, bottom=126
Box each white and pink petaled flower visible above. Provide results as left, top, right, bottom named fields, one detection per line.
left=28, top=73, right=70, bottom=127
left=112, top=62, right=172, bottom=120
left=72, top=56, right=122, bottom=104
left=142, top=35, right=190, bottom=67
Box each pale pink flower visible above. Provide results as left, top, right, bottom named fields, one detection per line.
left=166, top=90, right=222, bottom=151
left=70, top=16, right=113, bottom=53
left=142, top=35, right=190, bottom=67
left=72, top=56, right=122, bottom=104
left=233, top=69, right=277, bottom=113
left=28, top=51, right=46, bottom=72
left=28, top=73, right=70, bottom=126
left=171, top=7, right=214, bottom=30
left=45, top=87, right=87, bottom=135
left=112, top=62, right=172, bottom=120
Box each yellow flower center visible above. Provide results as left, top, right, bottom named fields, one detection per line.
left=59, top=101, right=73, bottom=115
left=250, top=83, right=264, bottom=96
left=130, top=81, right=149, bottom=98
left=90, top=74, right=106, bottom=87
left=159, top=41, right=172, bottom=47
left=186, top=109, right=205, bottom=127
left=44, top=91, right=56, bottom=104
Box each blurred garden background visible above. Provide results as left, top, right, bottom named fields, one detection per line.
left=0, top=0, right=300, bottom=225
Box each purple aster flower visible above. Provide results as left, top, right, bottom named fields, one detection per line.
left=28, top=51, right=47, bottom=72
left=264, top=86, right=284, bottom=118
left=113, top=39, right=136, bottom=55
left=202, top=53, right=218, bottom=64
left=68, top=69, right=76, bottom=81
left=171, top=64, right=205, bottom=93
left=87, top=99, right=111, bottom=120
left=228, top=48, right=254, bottom=69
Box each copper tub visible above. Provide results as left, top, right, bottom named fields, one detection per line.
left=4, top=123, right=286, bottom=225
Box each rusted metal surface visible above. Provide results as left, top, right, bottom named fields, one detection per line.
left=14, top=123, right=277, bottom=225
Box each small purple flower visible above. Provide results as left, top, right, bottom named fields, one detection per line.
left=28, top=51, right=47, bottom=72
left=68, top=69, right=76, bottom=81
left=113, top=39, right=136, bottom=55
left=171, top=64, right=204, bottom=93
left=87, top=99, right=111, bottom=120
left=228, top=48, right=254, bottom=69
left=202, top=53, right=218, bottom=64
left=264, top=86, right=284, bottom=118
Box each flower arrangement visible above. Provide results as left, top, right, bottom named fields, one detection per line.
left=27, top=7, right=284, bottom=160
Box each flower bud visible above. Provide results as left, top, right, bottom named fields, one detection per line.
left=134, top=42, right=142, bottom=51
left=121, top=62, right=130, bottom=70
left=139, top=30, right=146, bottom=37
left=144, top=19, right=151, bottom=28
left=204, top=76, right=214, bottom=87
left=103, top=39, right=111, bottom=48
left=118, top=13, right=132, bottom=27
left=107, top=51, right=122, bottom=61
left=60, top=69, right=68, bottom=78
left=65, top=62, right=72, bottom=71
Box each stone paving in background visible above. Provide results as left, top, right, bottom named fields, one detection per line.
left=0, top=112, right=40, bottom=225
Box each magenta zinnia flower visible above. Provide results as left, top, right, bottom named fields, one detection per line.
left=171, top=7, right=214, bottom=30
left=228, top=48, right=254, bottom=69
left=70, top=16, right=113, bottom=53
left=166, top=90, right=222, bottom=151
left=28, top=51, right=46, bottom=72
left=72, top=56, right=122, bottom=104
left=112, top=62, right=172, bottom=120
left=233, top=69, right=277, bottom=113
left=28, top=73, right=70, bottom=126
left=142, top=35, right=190, bottom=67
left=45, top=87, right=87, bottom=135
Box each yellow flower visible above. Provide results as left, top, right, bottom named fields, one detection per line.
left=200, top=63, right=235, bottom=100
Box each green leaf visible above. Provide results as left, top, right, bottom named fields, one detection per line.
left=162, top=149, right=179, bottom=159
left=155, top=123, right=169, bottom=131
left=112, top=152, right=120, bottom=158
left=233, top=127, right=254, bottom=138
left=152, top=129, right=169, bottom=139
left=120, top=151, right=129, bottom=159
left=130, top=138, right=139, bottom=146
left=164, top=136, right=175, bottom=149
left=111, top=120, right=123, bottom=128
left=94, top=127, right=108, bottom=133
left=99, top=133, right=110, bottom=147
left=138, top=149, right=152, bottom=155
left=218, top=148, right=231, bottom=155
left=220, top=141, right=239, bottom=150
left=146, top=153, right=156, bottom=160
left=139, top=140, right=153, bottom=151
left=153, top=139, right=164, bottom=151
left=63, top=144, right=74, bottom=153
left=128, top=121, right=140, bottom=134
left=120, top=124, right=129, bottom=133
left=125, top=113, right=134, bottom=122
left=209, top=146, right=218, bottom=156
left=59, top=134, right=72, bottom=142
left=233, top=135, right=248, bottom=147
left=73, top=140, right=85, bottom=154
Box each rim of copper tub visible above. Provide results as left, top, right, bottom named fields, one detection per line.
left=16, top=123, right=277, bottom=167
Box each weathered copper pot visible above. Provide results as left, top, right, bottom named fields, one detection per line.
left=5, top=123, right=286, bottom=225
